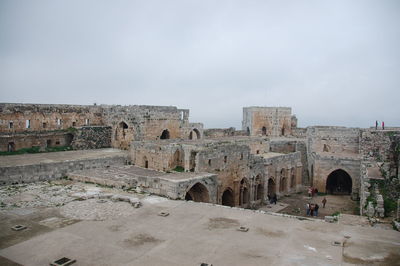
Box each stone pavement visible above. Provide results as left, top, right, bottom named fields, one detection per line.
left=1, top=182, right=399, bottom=266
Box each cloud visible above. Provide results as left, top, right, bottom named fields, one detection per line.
left=1, top=0, right=399, bottom=129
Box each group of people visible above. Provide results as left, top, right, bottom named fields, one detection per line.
left=307, top=187, right=318, bottom=198
left=306, top=202, right=319, bottom=216
left=306, top=197, right=327, bottom=217
left=376, top=120, right=385, bottom=130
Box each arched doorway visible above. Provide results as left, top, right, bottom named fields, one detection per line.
left=268, top=178, right=276, bottom=196
left=261, top=126, right=267, bottom=136
left=185, top=183, right=209, bottom=202
left=281, top=127, right=285, bottom=136
left=246, top=127, right=250, bottom=136
left=65, top=133, right=74, bottom=146
left=326, top=169, right=352, bottom=195
left=221, top=188, right=234, bottom=207
left=160, top=129, right=170, bottom=139
left=189, top=128, right=201, bottom=140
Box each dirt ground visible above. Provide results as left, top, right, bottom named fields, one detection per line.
left=277, top=192, right=359, bottom=218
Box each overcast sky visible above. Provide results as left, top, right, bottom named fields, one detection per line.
left=0, top=1, right=399, bottom=129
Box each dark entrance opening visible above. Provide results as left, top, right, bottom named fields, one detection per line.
left=268, top=178, right=276, bottom=196
left=7, top=142, right=15, bottom=152
left=326, top=169, right=352, bottom=195
left=185, top=182, right=209, bottom=203
left=222, top=188, right=234, bottom=207
left=256, top=184, right=263, bottom=200
left=160, top=129, right=170, bottom=139
left=262, top=126, right=267, bottom=136
left=46, top=139, right=52, bottom=147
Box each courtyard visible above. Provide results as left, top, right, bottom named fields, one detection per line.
left=0, top=180, right=399, bottom=266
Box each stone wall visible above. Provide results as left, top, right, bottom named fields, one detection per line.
left=0, top=155, right=128, bottom=185
left=71, top=126, right=112, bottom=150
left=0, top=103, right=104, bottom=133
left=307, top=126, right=360, bottom=155
left=0, top=130, right=74, bottom=152
left=242, top=107, right=293, bottom=137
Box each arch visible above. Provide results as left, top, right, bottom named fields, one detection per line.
left=268, top=178, right=276, bottom=196
left=119, top=121, right=129, bottom=129
left=261, top=126, right=267, bottom=136
left=7, top=142, right=15, bottom=152
left=326, top=169, right=352, bottom=195
left=185, top=182, right=210, bottom=203
left=281, top=127, right=285, bottom=136
left=193, top=128, right=201, bottom=139
left=160, top=129, right=170, bottom=140
left=65, top=133, right=74, bottom=146
left=221, top=188, right=234, bottom=207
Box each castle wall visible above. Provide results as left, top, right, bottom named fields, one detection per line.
left=0, top=152, right=128, bottom=185
left=242, top=107, right=292, bottom=137
left=0, top=103, right=104, bottom=133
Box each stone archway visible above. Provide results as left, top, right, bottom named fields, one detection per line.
left=268, top=178, right=276, bottom=196
left=326, top=169, right=352, bottom=195
left=160, top=129, right=170, bottom=139
left=185, top=182, right=210, bottom=203
left=189, top=128, right=201, bottom=140
left=221, top=188, right=234, bottom=207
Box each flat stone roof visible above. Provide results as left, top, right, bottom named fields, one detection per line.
left=1, top=197, right=399, bottom=266
left=70, top=165, right=214, bottom=182
left=0, top=148, right=128, bottom=167
left=260, top=152, right=286, bottom=159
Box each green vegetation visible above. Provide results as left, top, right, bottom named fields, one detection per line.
left=173, top=166, right=185, bottom=172
left=0, top=146, right=40, bottom=155
left=66, top=127, right=78, bottom=133
left=331, top=211, right=341, bottom=217
left=0, top=146, right=73, bottom=156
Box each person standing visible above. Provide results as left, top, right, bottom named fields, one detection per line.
left=375, top=120, right=378, bottom=130
left=322, top=197, right=327, bottom=208
left=382, top=121, right=385, bottom=130
left=306, top=203, right=310, bottom=216
left=314, top=204, right=319, bottom=217
left=308, top=187, right=312, bottom=197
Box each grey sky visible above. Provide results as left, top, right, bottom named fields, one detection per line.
left=1, top=0, right=399, bottom=129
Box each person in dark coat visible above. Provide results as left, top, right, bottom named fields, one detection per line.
left=314, top=204, right=319, bottom=216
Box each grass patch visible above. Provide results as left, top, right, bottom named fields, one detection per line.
left=0, top=145, right=72, bottom=156
left=173, top=166, right=185, bottom=172
left=0, top=146, right=40, bottom=155
left=331, top=211, right=341, bottom=216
